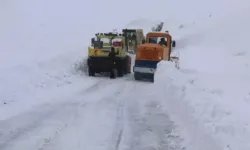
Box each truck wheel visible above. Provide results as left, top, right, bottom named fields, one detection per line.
left=134, top=72, right=141, bottom=80
left=118, top=68, right=124, bottom=77
left=117, top=60, right=124, bottom=77
left=150, top=75, right=154, bottom=82
left=88, top=67, right=95, bottom=76
left=125, top=55, right=131, bottom=74
left=110, top=68, right=117, bottom=79
left=124, top=58, right=128, bottom=75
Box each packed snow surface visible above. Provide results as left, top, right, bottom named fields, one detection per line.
left=1, top=0, right=250, bottom=150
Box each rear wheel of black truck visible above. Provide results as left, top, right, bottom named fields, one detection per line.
left=124, top=56, right=131, bottom=74
left=118, top=68, right=124, bottom=77
left=110, top=68, right=117, bottom=79
left=117, top=59, right=124, bottom=77
left=88, top=67, right=95, bottom=76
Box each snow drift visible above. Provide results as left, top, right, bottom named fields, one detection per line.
left=0, top=0, right=133, bottom=119
left=154, top=1, right=250, bottom=149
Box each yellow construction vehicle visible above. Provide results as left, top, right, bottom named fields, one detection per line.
left=122, top=29, right=145, bottom=53
left=87, top=32, right=131, bottom=78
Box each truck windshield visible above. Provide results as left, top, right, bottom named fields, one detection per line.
left=100, top=38, right=110, bottom=43
left=111, top=38, right=122, bottom=42
left=149, top=37, right=168, bottom=45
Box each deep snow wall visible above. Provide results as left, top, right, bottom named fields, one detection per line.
left=0, top=0, right=238, bottom=70
left=154, top=0, right=250, bottom=149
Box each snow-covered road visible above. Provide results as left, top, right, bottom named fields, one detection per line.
left=0, top=75, right=183, bottom=150
left=3, top=0, right=250, bottom=149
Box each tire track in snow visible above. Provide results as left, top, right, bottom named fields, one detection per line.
left=106, top=77, right=132, bottom=150
left=0, top=78, right=112, bottom=150
left=113, top=89, right=125, bottom=150
left=34, top=76, right=130, bottom=150
left=104, top=81, right=127, bottom=150
left=120, top=82, right=184, bottom=150
left=42, top=78, right=129, bottom=150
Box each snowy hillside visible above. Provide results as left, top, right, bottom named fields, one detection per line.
left=1, top=0, right=250, bottom=150
left=155, top=1, right=250, bottom=150
left=0, top=0, right=129, bottom=118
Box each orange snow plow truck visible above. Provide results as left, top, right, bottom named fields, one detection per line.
left=133, top=31, right=179, bottom=82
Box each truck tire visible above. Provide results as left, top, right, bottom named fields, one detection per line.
left=118, top=68, right=124, bottom=77
left=124, top=57, right=128, bottom=75
left=134, top=72, right=141, bottom=80
left=150, top=75, right=154, bottom=82
left=117, top=60, right=125, bottom=77
left=88, top=67, right=95, bottom=76
left=110, top=68, right=117, bottom=79
left=125, top=55, right=131, bottom=74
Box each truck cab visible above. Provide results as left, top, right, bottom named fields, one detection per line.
left=122, top=29, right=145, bottom=54
left=133, top=32, right=173, bottom=82
left=87, top=32, right=131, bottom=77
left=88, top=33, right=125, bottom=57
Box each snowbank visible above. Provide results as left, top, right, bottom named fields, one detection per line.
left=0, top=50, right=99, bottom=120
left=0, top=0, right=128, bottom=120
left=154, top=5, right=250, bottom=150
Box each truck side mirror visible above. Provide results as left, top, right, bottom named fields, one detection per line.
left=91, top=38, right=95, bottom=46
left=172, top=40, right=176, bottom=47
